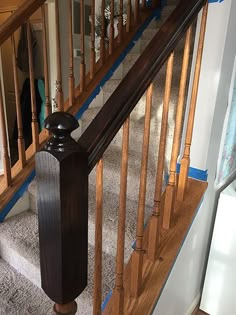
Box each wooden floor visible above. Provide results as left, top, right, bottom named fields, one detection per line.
left=103, top=178, right=208, bottom=314
left=192, top=305, right=210, bottom=315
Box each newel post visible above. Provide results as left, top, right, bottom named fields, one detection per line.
left=35, top=112, right=88, bottom=314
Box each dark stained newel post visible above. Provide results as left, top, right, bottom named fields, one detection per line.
left=35, top=112, right=88, bottom=314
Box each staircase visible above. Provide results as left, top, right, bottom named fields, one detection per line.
left=0, top=0, right=208, bottom=314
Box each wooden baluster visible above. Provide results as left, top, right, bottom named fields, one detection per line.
left=126, top=0, right=132, bottom=33
left=147, top=52, right=174, bottom=261
left=68, top=0, right=75, bottom=107
left=93, top=158, right=103, bottom=315
left=109, top=0, right=114, bottom=55
left=100, top=0, right=106, bottom=65
left=80, top=0, right=86, bottom=92
left=27, top=20, right=39, bottom=152
left=118, top=0, right=123, bottom=43
left=113, top=117, right=130, bottom=314
left=134, top=0, right=139, bottom=25
left=41, top=4, right=51, bottom=118
left=163, top=26, right=193, bottom=230
left=0, top=78, right=11, bottom=187
left=90, top=0, right=96, bottom=79
left=11, top=33, right=26, bottom=169
left=55, top=0, right=64, bottom=111
left=142, top=0, right=146, bottom=8
left=130, top=83, right=153, bottom=297
left=177, top=4, right=208, bottom=201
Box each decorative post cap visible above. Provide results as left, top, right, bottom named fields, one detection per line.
left=44, top=112, right=79, bottom=152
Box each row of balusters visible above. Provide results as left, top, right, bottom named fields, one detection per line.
left=0, top=0, right=152, bottom=192
left=93, top=3, right=208, bottom=313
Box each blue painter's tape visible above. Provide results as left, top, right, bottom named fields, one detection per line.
left=75, top=7, right=162, bottom=121
left=0, top=170, right=36, bottom=222
left=101, top=290, right=112, bottom=312
left=176, top=163, right=208, bottom=181
left=208, top=0, right=224, bottom=3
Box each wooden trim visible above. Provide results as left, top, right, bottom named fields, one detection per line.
left=0, top=0, right=46, bottom=45
left=103, top=178, right=208, bottom=314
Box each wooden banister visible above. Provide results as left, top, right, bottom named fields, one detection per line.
left=34, top=0, right=208, bottom=313
left=78, top=0, right=207, bottom=172
left=0, top=0, right=46, bottom=45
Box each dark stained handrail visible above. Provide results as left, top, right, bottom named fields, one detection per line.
left=78, top=0, right=207, bottom=173
left=0, top=0, right=46, bottom=45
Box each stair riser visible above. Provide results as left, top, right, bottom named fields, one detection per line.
left=0, top=239, right=41, bottom=288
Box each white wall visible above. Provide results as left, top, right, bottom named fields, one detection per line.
left=154, top=1, right=236, bottom=314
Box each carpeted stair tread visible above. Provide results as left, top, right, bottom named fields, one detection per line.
left=0, top=259, right=52, bottom=315
left=0, top=212, right=120, bottom=314
left=0, top=254, right=114, bottom=315
left=27, top=179, right=150, bottom=258
left=0, top=210, right=40, bottom=267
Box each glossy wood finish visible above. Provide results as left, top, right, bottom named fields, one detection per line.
left=100, top=0, right=106, bottom=65
left=90, top=0, right=96, bottom=79
left=130, top=83, right=153, bottom=297
left=93, top=158, right=103, bottom=315
left=36, top=112, right=88, bottom=304
left=78, top=0, right=206, bottom=173
left=0, top=0, right=46, bottom=45
left=118, top=0, right=123, bottom=43
left=80, top=0, right=86, bottom=92
left=104, top=179, right=208, bottom=314
left=113, top=117, right=130, bottom=315
left=54, top=301, right=77, bottom=315
left=0, top=78, right=11, bottom=188
left=27, top=20, right=39, bottom=153
left=148, top=52, right=174, bottom=261
left=177, top=3, right=208, bottom=201
left=163, top=26, right=193, bottom=230
left=55, top=0, right=64, bottom=111
left=11, top=33, right=26, bottom=169
left=109, top=0, right=115, bottom=55
left=68, top=0, right=75, bottom=107
left=41, top=4, right=51, bottom=118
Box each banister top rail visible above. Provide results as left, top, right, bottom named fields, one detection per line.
left=0, top=0, right=46, bottom=45
left=78, top=0, right=207, bottom=173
